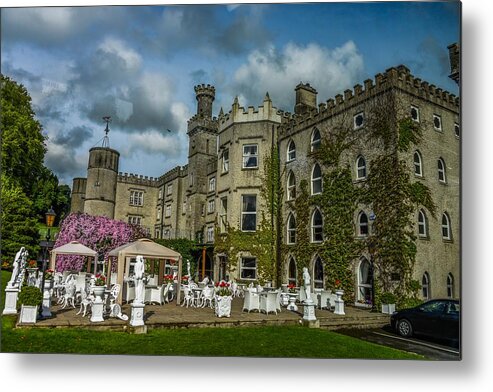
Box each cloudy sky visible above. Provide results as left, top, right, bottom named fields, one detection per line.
left=1, top=1, right=460, bottom=186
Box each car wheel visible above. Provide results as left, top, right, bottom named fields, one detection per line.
left=397, top=319, right=413, bottom=337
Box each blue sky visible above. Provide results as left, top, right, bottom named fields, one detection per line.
left=1, top=1, right=460, bottom=185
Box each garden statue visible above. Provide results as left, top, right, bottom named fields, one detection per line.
left=186, top=260, right=191, bottom=279
left=303, top=267, right=311, bottom=302
left=134, top=255, right=145, bottom=304
left=8, top=247, right=25, bottom=287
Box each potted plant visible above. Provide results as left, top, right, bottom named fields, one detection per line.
left=381, top=292, right=397, bottom=314
left=92, top=274, right=106, bottom=302
left=214, top=281, right=233, bottom=318
left=18, top=285, right=43, bottom=324
left=163, top=274, right=174, bottom=284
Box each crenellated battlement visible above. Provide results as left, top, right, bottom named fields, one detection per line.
left=156, top=165, right=189, bottom=185
left=117, top=172, right=159, bottom=187
left=281, top=65, right=459, bottom=136
left=187, top=115, right=218, bottom=135
left=194, top=83, right=215, bottom=97
left=218, top=93, right=282, bottom=130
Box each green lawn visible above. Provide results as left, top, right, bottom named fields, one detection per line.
left=0, top=270, right=423, bottom=359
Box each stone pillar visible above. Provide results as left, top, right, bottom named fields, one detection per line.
left=3, top=287, right=19, bottom=315
left=130, top=302, right=145, bottom=327
left=334, top=290, right=345, bottom=315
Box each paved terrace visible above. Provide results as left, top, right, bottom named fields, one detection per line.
left=24, top=298, right=391, bottom=332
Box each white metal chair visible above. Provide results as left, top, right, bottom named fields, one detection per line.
left=200, top=285, right=215, bottom=308
left=181, top=285, right=194, bottom=308
left=319, top=290, right=332, bottom=309
left=242, top=289, right=260, bottom=313
left=61, top=281, right=77, bottom=309
left=260, top=290, right=279, bottom=315
left=76, top=286, right=94, bottom=317
left=124, top=280, right=135, bottom=303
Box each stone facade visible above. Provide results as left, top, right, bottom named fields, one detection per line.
left=71, top=61, right=459, bottom=301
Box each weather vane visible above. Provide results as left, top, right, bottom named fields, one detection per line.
left=102, top=116, right=111, bottom=148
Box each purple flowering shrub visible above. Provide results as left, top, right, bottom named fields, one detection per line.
left=54, top=212, right=148, bottom=272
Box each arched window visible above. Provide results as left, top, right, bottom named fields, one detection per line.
left=356, top=156, right=367, bottom=180
left=438, top=158, right=446, bottom=183
left=288, top=257, right=297, bottom=285
left=422, top=272, right=430, bottom=300
left=442, top=212, right=451, bottom=240
left=287, top=214, right=296, bottom=244
left=311, top=208, right=323, bottom=243
left=311, top=164, right=322, bottom=195
left=358, top=257, right=372, bottom=304
left=311, top=129, right=321, bottom=152
left=447, top=273, right=454, bottom=298
left=414, top=151, right=423, bottom=177
left=418, top=209, right=428, bottom=238
left=287, top=171, right=296, bottom=200
left=358, top=211, right=369, bottom=236
left=313, top=256, right=324, bottom=289
left=287, top=140, right=296, bottom=162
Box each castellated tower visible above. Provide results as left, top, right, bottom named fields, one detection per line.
left=83, top=146, right=120, bottom=218
left=186, top=84, right=218, bottom=240
left=294, top=82, right=318, bottom=115
left=70, top=178, right=87, bottom=213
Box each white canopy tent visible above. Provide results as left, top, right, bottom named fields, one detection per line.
left=49, top=241, right=98, bottom=273
left=107, top=238, right=182, bottom=305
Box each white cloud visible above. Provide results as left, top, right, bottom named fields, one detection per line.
left=231, top=41, right=365, bottom=111
left=98, top=37, right=142, bottom=72
left=122, top=130, right=186, bottom=158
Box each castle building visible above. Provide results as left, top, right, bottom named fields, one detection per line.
left=71, top=59, right=459, bottom=302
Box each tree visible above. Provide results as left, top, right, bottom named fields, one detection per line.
left=1, top=74, right=46, bottom=196
left=0, top=174, right=40, bottom=260
left=54, top=213, right=149, bottom=271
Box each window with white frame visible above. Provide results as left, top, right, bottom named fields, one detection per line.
left=287, top=140, right=296, bottom=162
left=209, top=177, right=216, bottom=192
left=433, top=114, right=442, bottom=131
left=207, top=199, right=215, bottom=214
left=222, top=148, right=229, bottom=173
left=410, top=105, right=420, bottom=122
left=311, top=129, right=321, bottom=152
left=158, top=188, right=163, bottom=199
left=165, top=205, right=171, bottom=218
left=288, top=257, right=297, bottom=285
left=454, top=123, right=460, bottom=138
left=163, top=229, right=171, bottom=239
left=311, top=208, right=323, bottom=243
left=220, top=197, right=228, bottom=233
left=438, top=158, right=446, bottom=183
left=442, top=212, right=451, bottom=240
left=447, top=273, right=454, bottom=298
left=311, top=164, right=322, bottom=195
left=241, top=195, right=257, bottom=231
left=354, top=112, right=365, bottom=129
left=129, top=190, right=144, bottom=206
left=167, top=184, right=173, bottom=195
left=206, top=226, right=214, bottom=243
left=156, top=207, right=161, bottom=221
left=154, top=229, right=160, bottom=239
left=418, top=209, right=428, bottom=238
left=128, top=215, right=141, bottom=225
left=414, top=151, right=423, bottom=177
left=287, top=171, right=296, bottom=200
left=240, top=257, right=257, bottom=280
left=358, top=211, right=369, bottom=236
left=313, top=256, right=324, bottom=289
left=242, top=144, right=258, bottom=168
left=356, top=156, right=367, bottom=180
left=287, top=213, right=296, bottom=244
left=422, top=272, right=430, bottom=299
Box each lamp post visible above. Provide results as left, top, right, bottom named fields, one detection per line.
left=368, top=212, right=377, bottom=312
left=39, top=207, right=56, bottom=318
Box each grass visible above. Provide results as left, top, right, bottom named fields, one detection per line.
left=0, top=270, right=423, bottom=359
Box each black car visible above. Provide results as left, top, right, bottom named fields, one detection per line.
left=390, top=299, right=460, bottom=344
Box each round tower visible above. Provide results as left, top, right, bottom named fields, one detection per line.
left=83, top=147, right=120, bottom=218
left=194, top=84, right=215, bottom=118
left=70, top=178, right=87, bottom=213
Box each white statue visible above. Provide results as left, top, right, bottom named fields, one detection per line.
left=186, top=260, right=191, bottom=278
left=134, top=255, right=145, bottom=304
left=8, top=247, right=25, bottom=287
left=303, top=267, right=311, bottom=301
